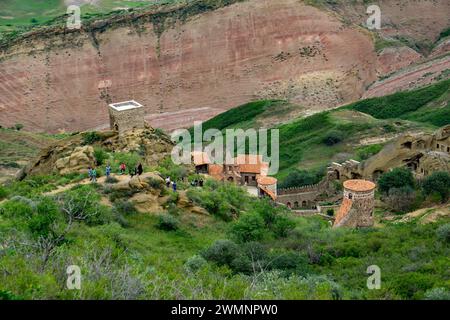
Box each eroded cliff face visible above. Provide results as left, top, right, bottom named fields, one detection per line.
left=0, top=0, right=448, bottom=133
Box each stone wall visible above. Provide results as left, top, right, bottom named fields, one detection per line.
left=109, top=107, right=145, bottom=134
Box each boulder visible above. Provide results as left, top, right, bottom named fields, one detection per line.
left=55, top=146, right=95, bottom=175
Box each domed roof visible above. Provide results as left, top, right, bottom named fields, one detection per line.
left=257, top=176, right=277, bottom=185
left=343, top=179, right=376, bottom=192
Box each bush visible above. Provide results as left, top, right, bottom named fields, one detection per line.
left=0, top=186, right=8, bottom=200
left=60, top=185, right=112, bottom=226
left=113, top=200, right=137, bottom=216
left=94, top=148, right=109, bottom=166
left=322, top=130, right=345, bottom=146
left=202, top=240, right=240, bottom=266
left=230, top=213, right=265, bottom=243
left=184, top=255, right=208, bottom=273
left=0, top=198, right=34, bottom=219
left=82, top=131, right=102, bottom=145
left=422, top=172, right=450, bottom=203
left=156, top=214, right=179, bottom=231
left=378, top=168, right=415, bottom=194
left=385, top=186, right=416, bottom=212
left=279, top=169, right=323, bottom=189
left=272, top=215, right=296, bottom=238
left=14, top=123, right=24, bottom=131
left=436, top=224, right=450, bottom=243
left=28, top=197, right=60, bottom=238
left=326, top=209, right=334, bottom=216
left=424, top=287, right=450, bottom=300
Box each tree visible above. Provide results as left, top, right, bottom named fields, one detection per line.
left=422, top=171, right=450, bottom=203
left=322, top=130, right=345, bottom=146
left=230, top=213, right=265, bottom=243
left=385, top=186, right=416, bottom=212
left=378, top=168, right=415, bottom=194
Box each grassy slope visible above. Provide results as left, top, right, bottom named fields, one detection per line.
left=0, top=174, right=448, bottom=300
left=197, top=79, right=449, bottom=179
left=0, top=128, right=59, bottom=165
left=0, top=0, right=170, bottom=32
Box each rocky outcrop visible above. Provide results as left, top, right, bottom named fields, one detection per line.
left=55, top=146, right=96, bottom=175
left=19, top=128, right=173, bottom=178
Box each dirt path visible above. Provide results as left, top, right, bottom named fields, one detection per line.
left=44, top=174, right=130, bottom=196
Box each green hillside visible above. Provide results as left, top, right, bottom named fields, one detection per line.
left=195, top=79, right=450, bottom=179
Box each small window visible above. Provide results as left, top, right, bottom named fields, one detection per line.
left=437, top=144, right=440, bottom=149
left=348, top=193, right=353, bottom=200
left=252, top=176, right=256, bottom=181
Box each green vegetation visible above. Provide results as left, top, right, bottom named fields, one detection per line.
left=348, top=79, right=450, bottom=125
left=422, top=172, right=450, bottom=203
left=1, top=169, right=448, bottom=300
left=194, top=100, right=282, bottom=134
left=378, top=168, right=415, bottom=195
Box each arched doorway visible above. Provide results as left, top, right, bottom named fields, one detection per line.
left=286, top=202, right=292, bottom=209
left=302, top=200, right=307, bottom=207
left=294, top=201, right=299, bottom=209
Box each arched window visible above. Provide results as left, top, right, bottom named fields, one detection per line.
left=286, top=202, right=292, bottom=209
left=348, top=193, right=353, bottom=200
left=294, top=201, right=299, bottom=208
left=302, top=201, right=307, bottom=207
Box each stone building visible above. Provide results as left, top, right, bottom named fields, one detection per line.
left=191, top=152, right=277, bottom=200
left=333, top=179, right=375, bottom=228
left=329, top=125, right=450, bottom=181
left=108, top=100, right=145, bottom=134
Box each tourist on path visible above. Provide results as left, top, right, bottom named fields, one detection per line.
left=88, top=167, right=93, bottom=181
left=120, top=163, right=126, bottom=175
left=172, top=181, right=177, bottom=192
left=137, top=163, right=143, bottom=176
left=106, top=163, right=112, bottom=178
left=166, top=177, right=171, bottom=188
left=91, top=168, right=97, bottom=183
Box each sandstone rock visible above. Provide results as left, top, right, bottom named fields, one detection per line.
left=130, top=192, right=163, bottom=214
left=55, top=146, right=95, bottom=175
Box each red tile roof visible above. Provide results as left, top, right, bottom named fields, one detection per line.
left=343, top=180, right=376, bottom=192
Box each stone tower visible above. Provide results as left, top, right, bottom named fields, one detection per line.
left=334, top=179, right=376, bottom=228
left=108, top=100, right=145, bottom=134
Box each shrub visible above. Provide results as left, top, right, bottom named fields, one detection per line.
left=272, top=215, right=296, bottom=238
left=82, top=131, right=102, bottom=145
left=59, top=185, right=112, bottom=226
left=268, top=251, right=310, bottom=276
left=184, top=255, right=208, bottom=273
left=279, top=169, right=323, bottom=189
left=378, top=168, right=415, bottom=194
left=326, top=209, right=334, bottom=216
left=385, top=186, right=416, bottom=212
left=0, top=198, right=34, bottom=219
left=14, top=123, right=24, bottom=131
left=422, top=172, right=450, bottom=203
left=322, top=130, right=345, bottom=146
left=113, top=200, right=137, bottom=216
left=230, top=213, right=265, bottom=243
left=424, top=287, right=450, bottom=300
left=94, top=148, right=109, bottom=166
left=28, top=197, right=60, bottom=238
left=202, top=240, right=240, bottom=266
left=0, top=186, right=8, bottom=200
left=436, top=224, right=450, bottom=243
left=156, top=214, right=179, bottom=231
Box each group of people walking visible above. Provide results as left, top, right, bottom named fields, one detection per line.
left=88, top=162, right=144, bottom=183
